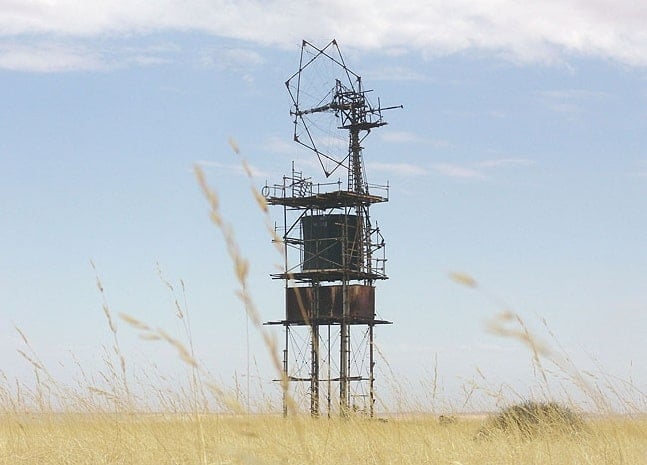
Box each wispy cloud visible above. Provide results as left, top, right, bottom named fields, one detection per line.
left=432, top=157, right=536, bottom=179
left=379, top=131, right=423, bottom=144
left=539, top=89, right=612, bottom=100
left=0, top=40, right=177, bottom=72
left=634, top=160, right=647, bottom=177
left=380, top=130, right=453, bottom=148
left=3, top=1, right=647, bottom=71
left=195, top=160, right=269, bottom=179
left=262, top=136, right=294, bottom=155
left=199, top=47, right=265, bottom=81
left=367, top=162, right=428, bottom=176
left=432, top=163, right=485, bottom=179
left=536, top=89, right=611, bottom=116
left=0, top=42, right=106, bottom=72
left=476, top=158, right=536, bottom=168
left=367, top=65, right=428, bottom=82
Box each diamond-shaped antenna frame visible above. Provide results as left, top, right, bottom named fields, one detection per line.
left=286, top=40, right=399, bottom=181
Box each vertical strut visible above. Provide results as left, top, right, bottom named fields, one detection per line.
left=310, top=323, right=319, bottom=416
left=369, top=324, right=375, bottom=418
left=327, top=324, right=331, bottom=418
left=283, top=325, right=289, bottom=417
left=310, top=283, right=320, bottom=416
left=268, top=40, right=397, bottom=418
left=340, top=280, right=349, bottom=415
left=282, top=178, right=289, bottom=418
left=350, top=130, right=363, bottom=194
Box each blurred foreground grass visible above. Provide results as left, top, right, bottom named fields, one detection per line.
left=2, top=163, right=644, bottom=464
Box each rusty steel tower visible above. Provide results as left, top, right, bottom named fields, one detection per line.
left=264, top=40, right=401, bottom=417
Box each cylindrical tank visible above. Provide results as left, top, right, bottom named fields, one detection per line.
left=301, top=214, right=360, bottom=271
left=286, top=285, right=375, bottom=323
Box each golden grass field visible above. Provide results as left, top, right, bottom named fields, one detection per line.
left=2, top=163, right=645, bottom=464
left=1, top=411, right=646, bottom=464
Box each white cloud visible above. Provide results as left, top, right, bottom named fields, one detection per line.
left=195, top=160, right=269, bottom=179
left=379, top=131, right=423, bottom=144
left=367, top=65, right=428, bottom=82
left=0, top=40, right=177, bottom=72
left=432, top=157, right=535, bottom=179
left=379, top=131, right=453, bottom=149
left=540, top=89, right=611, bottom=100
left=200, top=47, right=265, bottom=71
left=367, top=162, right=428, bottom=176
left=477, top=158, right=536, bottom=168
left=198, top=46, right=265, bottom=82
left=536, top=89, right=612, bottom=115
left=3, top=1, right=647, bottom=69
left=0, top=43, right=106, bottom=72
left=263, top=136, right=295, bottom=156
left=432, top=163, right=485, bottom=179
left=635, top=160, right=647, bottom=177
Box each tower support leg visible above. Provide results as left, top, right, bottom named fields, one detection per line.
left=283, top=325, right=289, bottom=417
left=369, top=324, right=375, bottom=418
left=310, top=324, right=320, bottom=416
left=340, top=320, right=348, bottom=415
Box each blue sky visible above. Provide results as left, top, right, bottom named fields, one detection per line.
left=1, top=1, right=646, bottom=412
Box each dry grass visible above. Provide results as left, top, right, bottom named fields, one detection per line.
left=0, top=411, right=645, bottom=464
left=3, top=145, right=645, bottom=464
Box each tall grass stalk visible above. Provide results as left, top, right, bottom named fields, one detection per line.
left=1, top=152, right=644, bottom=464
left=194, top=156, right=290, bottom=412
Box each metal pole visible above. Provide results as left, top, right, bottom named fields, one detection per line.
left=282, top=178, right=289, bottom=418
left=350, top=128, right=363, bottom=194
left=311, top=323, right=319, bottom=416
left=340, top=306, right=348, bottom=415
left=327, top=323, right=331, bottom=418
left=310, top=284, right=320, bottom=417
left=369, top=324, right=375, bottom=418
left=340, top=208, right=350, bottom=416
left=283, top=325, right=289, bottom=417
left=347, top=324, right=352, bottom=412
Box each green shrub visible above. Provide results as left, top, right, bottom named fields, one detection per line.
left=478, top=401, right=583, bottom=439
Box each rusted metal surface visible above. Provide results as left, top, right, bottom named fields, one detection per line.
left=286, top=285, right=375, bottom=323
left=264, top=40, right=400, bottom=417
left=266, top=189, right=388, bottom=208
left=302, top=214, right=360, bottom=271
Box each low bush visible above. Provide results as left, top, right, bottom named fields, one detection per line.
left=478, top=401, right=584, bottom=439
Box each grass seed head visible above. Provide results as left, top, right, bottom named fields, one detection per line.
left=449, top=272, right=478, bottom=288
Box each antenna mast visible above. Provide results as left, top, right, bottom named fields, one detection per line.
left=264, top=39, right=401, bottom=417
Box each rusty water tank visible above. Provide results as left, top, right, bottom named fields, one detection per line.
left=301, top=214, right=360, bottom=271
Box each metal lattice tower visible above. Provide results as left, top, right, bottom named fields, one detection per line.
left=264, top=40, right=401, bottom=417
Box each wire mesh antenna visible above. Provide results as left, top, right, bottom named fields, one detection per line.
left=265, top=39, right=401, bottom=418
left=286, top=40, right=402, bottom=191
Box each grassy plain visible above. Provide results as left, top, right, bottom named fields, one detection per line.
left=2, top=164, right=644, bottom=464
left=1, top=411, right=646, bottom=464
